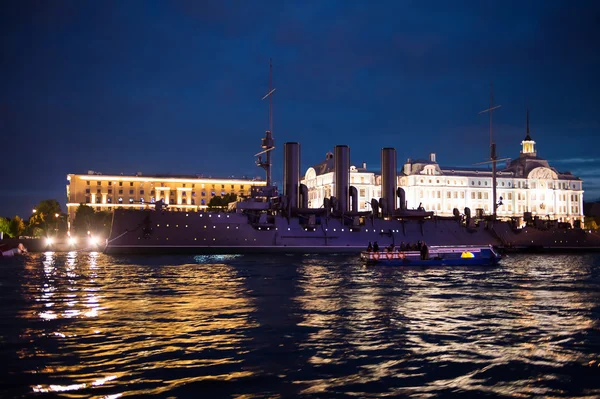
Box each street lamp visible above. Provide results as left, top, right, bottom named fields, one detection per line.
left=54, top=213, right=60, bottom=236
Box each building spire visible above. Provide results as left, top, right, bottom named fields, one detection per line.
left=524, top=107, right=532, bottom=141
left=521, top=106, right=536, bottom=157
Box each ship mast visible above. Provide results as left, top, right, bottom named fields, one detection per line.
left=478, top=82, right=502, bottom=218
left=256, top=59, right=276, bottom=187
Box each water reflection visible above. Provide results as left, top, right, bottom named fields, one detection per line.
left=9, top=253, right=258, bottom=397
left=1, top=253, right=598, bottom=397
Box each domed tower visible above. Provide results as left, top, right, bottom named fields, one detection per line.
left=520, top=108, right=536, bottom=157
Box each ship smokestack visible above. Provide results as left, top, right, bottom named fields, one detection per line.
left=334, top=145, right=350, bottom=214
left=381, top=147, right=397, bottom=216
left=283, top=142, right=300, bottom=210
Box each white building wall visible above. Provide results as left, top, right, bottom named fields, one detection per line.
left=302, top=167, right=584, bottom=224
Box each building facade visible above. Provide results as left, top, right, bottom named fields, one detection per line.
left=302, top=123, right=584, bottom=224
left=66, top=172, right=265, bottom=221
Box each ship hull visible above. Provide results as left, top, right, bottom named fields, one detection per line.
left=105, top=209, right=502, bottom=255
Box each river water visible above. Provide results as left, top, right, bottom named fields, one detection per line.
left=1, top=252, right=599, bottom=398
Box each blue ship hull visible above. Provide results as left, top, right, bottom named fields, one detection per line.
left=360, top=246, right=501, bottom=266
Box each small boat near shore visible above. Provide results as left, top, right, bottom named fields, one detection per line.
left=360, top=245, right=501, bottom=266
left=1, top=243, right=28, bottom=258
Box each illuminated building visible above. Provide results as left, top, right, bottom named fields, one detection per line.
left=66, top=172, right=265, bottom=222
left=302, top=118, right=584, bottom=224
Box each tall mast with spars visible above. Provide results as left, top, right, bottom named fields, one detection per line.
left=478, top=82, right=505, bottom=218
left=256, top=59, right=276, bottom=187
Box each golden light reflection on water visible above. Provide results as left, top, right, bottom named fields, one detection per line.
left=6, top=252, right=600, bottom=397
left=16, top=252, right=258, bottom=396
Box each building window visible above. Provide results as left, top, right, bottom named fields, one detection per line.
left=97, top=181, right=101, bottom=185
left=191, top=199, right=195, bottom=205
left=182, top=192, right=187, bottom=197
left=221, top=184, right=225, bottom=189
left=118, top=197, right=123, bottom=203
left=128, top=189, right=133, bottom=195
left=129, top=198, right=134, bottom=203
left=107, top=197, right=112, bottom=203
left=201, top=199, right=206, bottom=205
left=85, top=188, right=91, bottom=194
left=140, top=190, right=144, bottom=195
left=202, top=192, right=206, bottom=196
left=86, top=181, right=90, bottom=185
left=96, top=197, right=101, bottom=204
left=150, top=197, right=155, bottom=203
left=183, top=184, right=186, bottom=187
left=119, top=189, right=123, bottom=194
left=360, top=189, right=366, bottom=197
left=211, top=191, right=216, bottom=196
left=119, top=182, right=123, bottom=186
left=140, top=198, right=144, bottom=203
left=241, top=185, right=245, bottom=189
left=108, top=189, right=112, bottom=194
left=85, top=197, right=90, bottom=203
left=192, top=192, right=196, bottom=197
left=108, top=181, right=112, bottom=186
left=97, top=189, right=101, bottom=194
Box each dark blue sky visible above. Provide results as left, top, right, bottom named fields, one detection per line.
left=2, top=0, right=599, bottom=218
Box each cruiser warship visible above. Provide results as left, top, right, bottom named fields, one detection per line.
left=105, top=134, right=600, bottom=254
left=105, top=65, right=600, bottom=254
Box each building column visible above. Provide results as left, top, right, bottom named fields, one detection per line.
left=177, top=190, right=182, bottom=205
left=102, top=193, right=107, bottom=204
left=164, top=189, right=170, bottom=204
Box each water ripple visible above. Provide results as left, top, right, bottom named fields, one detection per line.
left=0, top=252, right=599, bottom=397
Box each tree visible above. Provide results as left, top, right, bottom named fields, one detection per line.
left=584, top=216, right=599, bottom=230
left=0, top=217, right=9, bottom=237
left=72, top=204, right=95, bottom=234
left=93, top=210, right=113, bottom=237
left=71, top=205, right=112, bottom=236
left=29, top=199, right=65, bottom=235
left=8, top=216, right=25, bottom=238
left=207, top=193, right=237, bottom=211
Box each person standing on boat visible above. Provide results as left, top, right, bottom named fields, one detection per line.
left=367, top=242, right=373, bottom=252
left=420, top=242, right=429, bottom=260
left=373, top=241, right=379, bottom=252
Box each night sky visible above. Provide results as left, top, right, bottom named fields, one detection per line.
left=2, top=0, right=599, bottom=218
